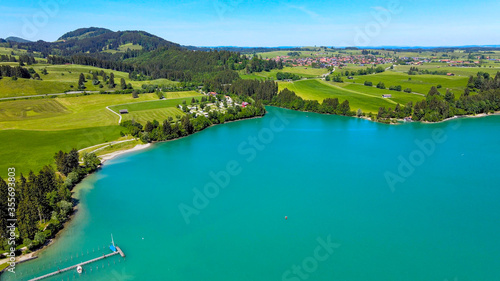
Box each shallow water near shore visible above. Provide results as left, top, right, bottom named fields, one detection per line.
left=5, top=107, right=500, bottom=281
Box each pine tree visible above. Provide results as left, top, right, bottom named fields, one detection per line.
left=120, top=78, right=126, bottom=89
left=428, top=86, right=440, bottom=96
left=108, top=73, right=115, bottom=88
left=65, top=149, right=80, bottom=175
left=0, top=177, right=8, bottom=239
left=182, top=115, right=194, bottom=134
left=78, top=73, right=85, bottom=89
left=445, top=89, right=455, bottom=103
left=54, top=150, right=66, bottom=173
left=163, top=120, right=172, bottom=136
left=16, top=174, right=38, bottom=240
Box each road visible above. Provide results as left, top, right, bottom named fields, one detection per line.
left=0, top=90, right=118, bottom=101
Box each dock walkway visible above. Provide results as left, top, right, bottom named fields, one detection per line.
left=28, top=246, right=125, bottom=281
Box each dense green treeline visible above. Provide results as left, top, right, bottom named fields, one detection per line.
left=0, top=65, right=33, bottom=79
left=0, top=151, right=100, bottom=252
left=337, top=66, right=386, bottom=77
left=377, top=72, right=500, bottom=122
left=276, top=72, right=301, bottom=81
left=14, top=30, right=177, bottom=56
left=121, top=100, right=266, bottom=144
left=6, top=29, right=283, bottom=83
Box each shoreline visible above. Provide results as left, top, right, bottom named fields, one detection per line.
left=3, top=108, right=498, bottom=274
left=0, top=114, right=265, bottom=274
left=268, top=106, right=500, bottom=125
left=99, top=143, right=151, bottom=164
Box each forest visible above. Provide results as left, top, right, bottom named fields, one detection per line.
left=4, top=29, right=283, bottom=84
left=377, top=72, right=500, bottom=122
left=0, top=151, right=100, bottom=252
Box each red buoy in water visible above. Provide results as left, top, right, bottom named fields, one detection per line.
left=285, top=216, right=288, bottom=220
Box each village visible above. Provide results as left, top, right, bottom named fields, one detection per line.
left=268, top=53, right=396, bottom=68
left=179, top=92, right=250, bottom=118
left=265, top=52, right=500, bottom=70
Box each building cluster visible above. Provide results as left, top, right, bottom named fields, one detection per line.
left=179, top=92, right=249, bottom=118
left=268, top=54, right=396, bottom=68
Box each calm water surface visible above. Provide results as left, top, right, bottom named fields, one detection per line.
left=5, top=107, right=500, bottom=281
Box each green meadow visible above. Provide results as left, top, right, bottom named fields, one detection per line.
left=0, top=92, right=200, bottom=176
left=393, top=64, right=500, bottom=76
left=239, top=66, right=329, bottom=80
left=120, top=107, right=185, bottom=124
left=109, top=93, right=201, bottom=124
left=103, top=43, right=143, bottom=54
left=109, top=95, right=200, bottom=112
left=0, top=62, right=179, bottom=98
left=0, top=93, right=158, bottom=130
left=0, top=126, right=123, bottom=177
left=348, top=71, right=468, bottom=95
left=277, top=79, right=412, bottom=113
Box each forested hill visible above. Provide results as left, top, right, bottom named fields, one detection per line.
left=5, top=36, right=32, bottom=43
left=58, top=27, right=113, bottom=41
left=3, top=27, right=282, bottom=83
left=12, top=28, right=180, bottom=56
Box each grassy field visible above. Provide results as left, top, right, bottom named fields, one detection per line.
left=0, top=62, right=178, bottom=98
left=349, top=71, right=468, bottom=95
left=109, top=94, right=202, bottom=123
left=342, top=83, right=424, bottom=106
left=336, top=63, right=393, bottom=73
left=118, top=43, right=143, bottom=52
left=240, top=66, right=329, bottom=80
left=0, top=126, right=123, bottom=177
left=277, top=79, right=413, bottom=113
left=0, top=91, right=202, bottom=176
left=121, top=107, right=185, bottom=124
left=0, top=99, right=69, bottom=121
left=0, top=93, right=159, bottom=130
left=109, top=93, right=201, bottom=112
left=393, top=64, right=500, bottom=76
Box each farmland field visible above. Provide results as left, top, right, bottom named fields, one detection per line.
left=109, top=94, right=201, bottom=112
left=120, top=107, right=185, bottom=124
left=0, top=93, right=158, bottom=130
left=278, top=79, right=409, bottom=113
left=0, top=62, right=179, bottom=98
left=240, top=66, right=329, bottom=80
left=343, top=84, right=423, bottom=106
left=0, top=90, right=202, bottom=175
left=0, top=126, right=123, bottom=176
left=393, top=64, right=500, bottom=76
left=350, top=71, right=468, bottom=95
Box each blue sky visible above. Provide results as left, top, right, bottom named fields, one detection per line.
left=0, top=0, right=499, bottom=47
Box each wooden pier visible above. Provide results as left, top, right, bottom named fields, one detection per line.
left=28, top=246, right=125, bottom=281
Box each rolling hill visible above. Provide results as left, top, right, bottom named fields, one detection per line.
left=5, top=36, right=32, bottom=43
left=12, top=28, right=180, bottom=56
left=58, top=27, right=113, bottom=41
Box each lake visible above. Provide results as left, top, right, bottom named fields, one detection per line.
left=5, top=107, right=500, bottom=281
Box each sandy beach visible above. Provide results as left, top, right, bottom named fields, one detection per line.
left=99, top=143, right=151, bottom=164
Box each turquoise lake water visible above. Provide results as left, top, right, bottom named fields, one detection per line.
left=4, top=107, right=500, bottom=281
